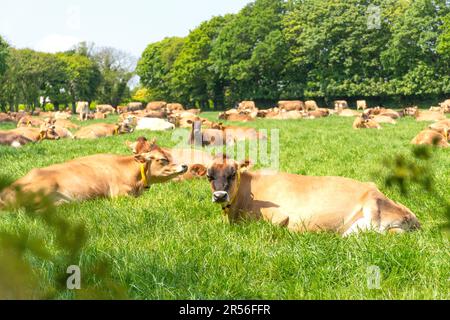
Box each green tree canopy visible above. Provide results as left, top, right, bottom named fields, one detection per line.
left=0, top=36, right=8, bottom=76
left=57, top=52, right=101, bottom=109
left=137, top=37, right=185, bottom=101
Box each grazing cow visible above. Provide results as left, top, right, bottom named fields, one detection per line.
left=74, top=122, right=134, bottom=139
left=357, top=100, right=368, bottom=111
left=206, top=155, right=420, bottom=235
left=126, top=137, right=212, bottom=181
left=76, top=101, right=90, bottom=121
left=334, top=100, right=349, bottom=111
left=415, top=111, right=446, bottom=122
left=0, top=143, right=188, bottom=207
left=128, top=102, right=144, bottom=112
left=411, top=130, right=449, bottom=148
left=135, top=118, right=175, bottom=131
left=0, top=132, right=33, bottom=148
left=278, top=101, right=304, bottom=111
left=96, top=105, right=115, bottom=114
left=146, top=101, right=167, bottom=112
left=305, top=100, right=319, bottom=111
left=3, top=123, right=60, bottom=142
left=353, top=115, right=381, bottom=129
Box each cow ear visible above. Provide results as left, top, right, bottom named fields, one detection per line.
left=186, top=120, right=193, bottom=125
left=125, top=141, right=135, bottom=151
left=190, top=164, right=207, bottom=177
left=238, top=159, right=253, bottom=172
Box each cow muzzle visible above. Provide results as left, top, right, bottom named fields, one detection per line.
left=212, top=191, right=229, bottom=203
left=178, top=165, right=189, bottom=174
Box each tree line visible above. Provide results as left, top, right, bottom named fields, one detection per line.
left=136, top=0, right=450, bottom=109
left=0, top=41, right=135, bottom=112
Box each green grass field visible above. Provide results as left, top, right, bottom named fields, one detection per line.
left=0, top=113, right=449, bottom=299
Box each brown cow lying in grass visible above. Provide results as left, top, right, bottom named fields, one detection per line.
left=0, top=113, right=16, bottom=123
left=0, top=142, right=188, bottom=207
left=411, top=130, right=449, bottom=148
left=54, top=119, right=79, bottom=129
left=0, top=132, right=33, bottom=148
left=415, top=110, right=446, bottom=122
left=372, top=115, right=397, bottom=125
left=189, top=120, right=232, bottom=147
left=17, top=116, right=45, bottom=128
left=429, top=119, right=450, bottom=138
left=207, top=155, right=420, bottom=236
left=210, top=122, right=267, bottom=142
left=219, top=110, right=254, bottom=122
left=127, top=137, right=212, bottom=181
left=1, top=122, right=60, bottom=142
left=353, top=115, right=381, bottom=129
left=74, top=121, right=134, bottom=139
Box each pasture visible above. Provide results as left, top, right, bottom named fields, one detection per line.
left=0, top=113, right=449, bottom=299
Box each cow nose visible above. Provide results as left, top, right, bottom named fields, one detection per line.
left=213, top=191, right=229, bottom=203
left=181, top=165, right=188, bottom=173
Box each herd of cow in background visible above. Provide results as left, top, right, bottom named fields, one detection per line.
left=1, top=98, right=449, bottom=149
left=2, top=97, right=449, bottom=235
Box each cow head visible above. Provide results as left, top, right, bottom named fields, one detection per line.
left=210, top=122, right=225, bottom=130
left=207, top=154, right=251, bottom=204
left=39, top=119, right=60, bottom=141
left=116, top=119, right=135, bottom=134
left=134, top=141, right=188, bottom=184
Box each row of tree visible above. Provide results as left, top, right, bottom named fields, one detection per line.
left=0, top=41, right=135, bottom=112
left=137, top=0, right=450, bottom=109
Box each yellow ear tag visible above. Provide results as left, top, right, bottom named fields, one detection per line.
left=140, top=164, right=148, bottom=188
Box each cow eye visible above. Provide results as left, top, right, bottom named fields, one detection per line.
left=207, top=174, right=214, bottom=181
left=160, top=159, right=169, bottom=165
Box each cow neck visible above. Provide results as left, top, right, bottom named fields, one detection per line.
left=222, top=170, right=242, bottom=214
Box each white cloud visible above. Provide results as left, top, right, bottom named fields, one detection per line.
left=34, top=34, right=81, bottom=53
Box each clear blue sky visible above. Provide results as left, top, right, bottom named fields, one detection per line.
left=0, top=0, right=252, bottom=58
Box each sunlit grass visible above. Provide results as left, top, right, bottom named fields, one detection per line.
left=0, top=113, right=449, bottom=299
